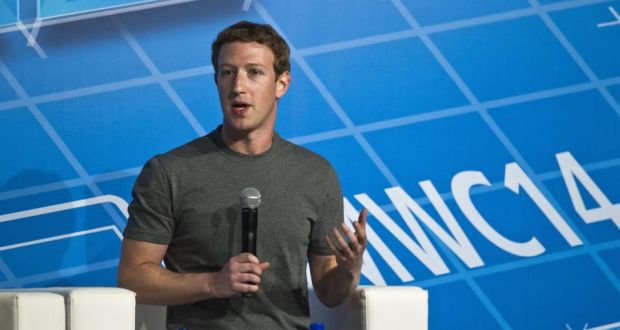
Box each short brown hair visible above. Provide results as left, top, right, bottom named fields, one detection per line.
left=211, top=21, right=291, bottom=78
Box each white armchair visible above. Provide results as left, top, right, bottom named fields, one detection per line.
left=0, top=288, right=135, bottom=330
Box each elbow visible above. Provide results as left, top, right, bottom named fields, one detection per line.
left=321, top=299, right=342, bottom=309
left=117, top=269, right=147, bottom=304
left=117, top=276, right=129, bottom=290
left=314, top=288, right=345, bottom=308
left=116, top=266, right=134, bottom=290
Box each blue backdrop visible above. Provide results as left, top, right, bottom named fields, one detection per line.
left=1, top=0, right=619, bottom=329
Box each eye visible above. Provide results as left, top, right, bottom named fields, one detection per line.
left=219, top=69, right=233, bottom=77
left=249, top=68, right=264, bottom=76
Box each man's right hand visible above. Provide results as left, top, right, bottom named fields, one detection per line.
left=209, top=253, right=271, bottom=298
left=118, top=240, right=272, bottom=304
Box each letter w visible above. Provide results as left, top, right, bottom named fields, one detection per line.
left=357, top=184, right=484, bottom=277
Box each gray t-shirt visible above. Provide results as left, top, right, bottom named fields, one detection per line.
left=124, top=127, right=343, bottom=330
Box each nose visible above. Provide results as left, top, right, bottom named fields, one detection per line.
left=231, top=72, right=247, bottom=95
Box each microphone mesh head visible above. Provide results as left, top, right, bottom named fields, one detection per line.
left=240, top=187, right=261, bottom=209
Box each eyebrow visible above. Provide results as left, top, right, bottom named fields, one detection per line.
left=219, top=63, right=267, bottom=68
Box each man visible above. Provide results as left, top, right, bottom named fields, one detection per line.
left=118, top=21, right=367, bottom=329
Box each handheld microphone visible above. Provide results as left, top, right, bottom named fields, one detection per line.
left=240, top=187, right=261, bottom=298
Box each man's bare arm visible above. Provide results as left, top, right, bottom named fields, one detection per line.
left=117, top=238, right=270, bottom=305
left=309, top=209, right=367, bottom=307
left=310, top=254, right=359, bottom=308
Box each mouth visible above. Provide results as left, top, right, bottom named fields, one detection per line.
left=231, top=101, right=250, bottom=115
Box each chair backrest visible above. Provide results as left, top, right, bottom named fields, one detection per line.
left=45, top=287, right=136, bottom=330
left=135, top=285, right=429, bottom=330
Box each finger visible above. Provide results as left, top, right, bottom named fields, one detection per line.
left=243, top=273, right=261, bottom=285
left=358, top=208, right=368, bottom=228
left=332, top=227, right=354, bottom=258
left=341, top=223, right=360, bottom=251
left=234, top=282, right=259, bottom=293
left=233, top=272, right=261, bottom=285
left=235, top=262, right=264, bottom=275
left=325, top=235, right=344, bottom=258
left=236, top=253, right=260, bottom=264
left=353, top=209, right=368, bottom=246
left=259, top=261, right=271, bottom=271
left=352, top=221, right=367, bottom=246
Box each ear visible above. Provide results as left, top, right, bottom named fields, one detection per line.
left=275, top=71, right=291, bottom=99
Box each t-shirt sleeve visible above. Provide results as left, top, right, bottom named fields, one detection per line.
left=309, top=161, right=344, bottom=255
left=123, top=156, right=175, bottom=245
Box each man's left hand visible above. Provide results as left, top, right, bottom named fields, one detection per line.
left=325, top=209, right=368, bottom=277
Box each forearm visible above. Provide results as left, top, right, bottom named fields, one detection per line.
left=314, top=265, right=360, bottom=308
left=118, top=262, right=217, bottom=305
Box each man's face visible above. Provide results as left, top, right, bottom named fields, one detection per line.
left=216, top=41, right=290, bottom=136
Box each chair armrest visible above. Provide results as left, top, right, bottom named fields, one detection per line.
left=310, top=285, right=428, bottom=330
left=0, top=291, right=65, bottom=330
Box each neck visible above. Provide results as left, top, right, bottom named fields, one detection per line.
left=220, top=125, right=274, bottom=156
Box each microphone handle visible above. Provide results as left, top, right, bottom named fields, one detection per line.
left=241, top=208, right=257, bottom=298
left=241, top=208, right=257, bottom=255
